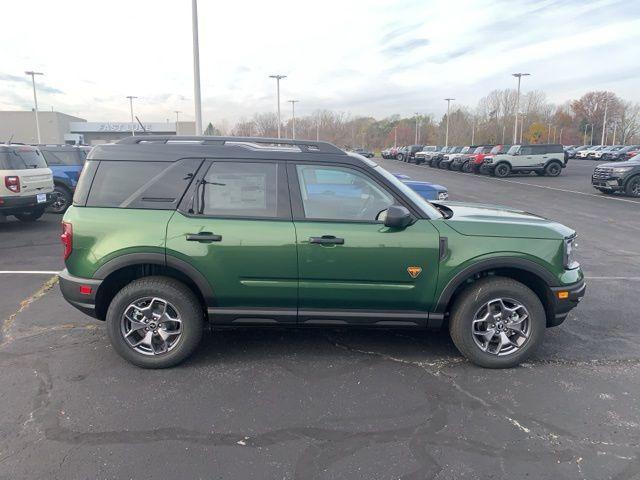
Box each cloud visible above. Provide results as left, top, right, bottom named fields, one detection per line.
left=382, top=38, right=430, bottom=56
left=0, top=73, right=64, bottom=94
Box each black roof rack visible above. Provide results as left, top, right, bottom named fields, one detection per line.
left=116, top=135, right=345, bottom=155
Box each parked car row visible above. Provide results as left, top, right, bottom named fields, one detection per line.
left=0, top=143, right=90, bottom=222
left=565, top=144, right=639, bottom=161
left=387, top=144, right=568, bottom=178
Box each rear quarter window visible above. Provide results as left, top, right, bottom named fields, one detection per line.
left=84, top=159, right=202, bottom=209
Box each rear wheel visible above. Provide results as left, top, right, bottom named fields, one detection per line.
left=449, top=277, right=545, bottom=368
left=494, top=162, right=511, bottom=178
left=48, top=185, right=72, bottom=214
left=545, top=162, right=562, bottom=177
left=625, top=175, right=640, bottom=197
left=461, top=161, right=472, bottom=173
left=396, top=153, right=405, bottom=162
left=106, top=276, right=204, bottom=368
left=15, top=206, right=45, bottom=222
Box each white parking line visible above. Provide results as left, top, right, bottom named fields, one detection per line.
left=408, top=162, right=640, bottom=205
left=0, top=271, right=60, bottom=275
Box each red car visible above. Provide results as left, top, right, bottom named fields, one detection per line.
left=473, top=144, right=510, bottom=174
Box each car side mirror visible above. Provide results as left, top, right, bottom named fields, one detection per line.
left=383, top=205, right=413, bottom=229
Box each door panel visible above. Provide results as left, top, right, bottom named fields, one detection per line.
left=167, top=160, right=297, bottom=324
left=294, top=220, right=440, bottom=313
left=167, top=213, right=298, bottom=312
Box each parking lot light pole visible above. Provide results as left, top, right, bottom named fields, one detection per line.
left=547, top=123, right=552, bottom=143
left=601, top=100, right=608, bottom=145
left=512, top=73, right=530, bottom=144
left=174, top=110, right=181, bottom=135
left=583, top=124, right=590, bottom=145
left=444, top=98, right=455, bottom=147
left=414, top=113, right=420, bottom=144
left=288, top=100, right=298, bottom=139
left=394, top=126, right=397, bottom=147
left=612, top=123, right=617, bottom=145
left=590, top=124, right=594, bottom=145
left=25, top=71, right=44, bottom=144
left=471, top=117, right=475, bottom=145
left=126, top=96, right=137, bottom=136
left=269, top=75, right=287, bottom=138
left=559, top=127, right=563, bottom=144
left=192, top=0, right=203, bottom=135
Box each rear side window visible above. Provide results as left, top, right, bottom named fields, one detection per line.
left=545, top=145, right=563, bottom=154
left=85, top=159, right=202, bottom=209
left=41, top=149, right=84, bottom=166
left=197, top=162, right=285, bottom=218
left=0, top=148, right=47, bottom=169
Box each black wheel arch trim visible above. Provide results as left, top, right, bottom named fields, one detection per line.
left=434, top=257, right=559, bottom=313
left=93, top=252, right=215, bottom=306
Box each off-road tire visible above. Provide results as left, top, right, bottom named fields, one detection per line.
left=449, top=277, right=546, bottom=368
left=106, top=276, right=204, bottom=368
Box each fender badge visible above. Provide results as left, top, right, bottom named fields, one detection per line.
left=407, top=266, right=422, bottom=278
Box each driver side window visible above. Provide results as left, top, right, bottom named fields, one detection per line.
left=296, top=165, right=394, bottom=221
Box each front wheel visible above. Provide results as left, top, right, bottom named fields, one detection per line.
left=461, top=161, right=471, bottom=173
left=396, top=154, right=405, bottom=162
left=625, top=175, right=640, bottom=197
left=449, top=277, right=545, bottom=368
left=106, top=276, right=204, bottom=368
left=494, top=162, right=511, bottom=177
left=14, top=206, right=45, bottom=222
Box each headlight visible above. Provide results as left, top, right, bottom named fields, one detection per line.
left=438, top=191, right=448, bottom=200
left=563, top=236, right=579, bottom=269
left=612, top=167, right=633, bottom=173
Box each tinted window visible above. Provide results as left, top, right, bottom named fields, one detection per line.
left=0, top=148, right=47, bottom=169
left=72, top=160, right=98, bottom=206
left=86, top=159, right=202, bottom=209
left=529, top=145, right=546, bottom=154
left=200, top=162, right=280, bottom=218
left=546, top=145, right=563, bottom=154
left=41, top=149, right=84, bottom=166
left=519, top=146, right=533, bottom=155
left=297, top=165, right=394, bottom=221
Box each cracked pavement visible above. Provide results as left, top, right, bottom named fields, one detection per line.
left=0, top=159, right=639, bottom=479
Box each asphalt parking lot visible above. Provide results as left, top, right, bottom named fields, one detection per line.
left=1, top=158, right=639, bottom=479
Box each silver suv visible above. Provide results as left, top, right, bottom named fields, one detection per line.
left=485, top=144, right=567, bottom=178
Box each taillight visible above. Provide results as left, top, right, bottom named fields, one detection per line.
left=61, top=222, right=73, bottom=260
left=4, top=176, right=20, bottom=193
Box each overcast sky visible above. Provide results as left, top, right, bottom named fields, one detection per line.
left=1, top=0, right=639, bottom=126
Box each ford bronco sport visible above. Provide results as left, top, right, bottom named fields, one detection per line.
left=0, top=144, right=53, bottom=222
left=486, top=144, right=567, bottom=177
left=59, top=136, right=585, bottom=369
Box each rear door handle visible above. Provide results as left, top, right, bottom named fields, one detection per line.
left=309, top=235, right=344, bottom=245
left=186, top=232, right=222, bottom=242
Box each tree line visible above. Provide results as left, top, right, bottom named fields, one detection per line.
left=218, top=90, right=640, bottom=150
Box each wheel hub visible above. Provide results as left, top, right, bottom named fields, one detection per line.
left=472, top=297, right=531, bottom=356
left=121, top=297, right=183, bottom=356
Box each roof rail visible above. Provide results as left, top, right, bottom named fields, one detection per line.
left=116, top=135, right=345, bottom=154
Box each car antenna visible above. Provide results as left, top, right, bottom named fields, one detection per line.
left=135, top=116, right=148, bottom=134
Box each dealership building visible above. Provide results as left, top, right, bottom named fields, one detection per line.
left=0, top=110, right=195, bottom=145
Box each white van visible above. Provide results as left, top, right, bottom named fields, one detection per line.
left=0, top=145, right=54, bottom=222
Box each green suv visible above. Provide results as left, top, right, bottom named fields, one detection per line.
left=59, top=136, right=585, bottom=369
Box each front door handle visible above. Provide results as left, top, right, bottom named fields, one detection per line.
left=186, top=232, right=222, bottom=242
left=309, top=235, right=344, bottom=245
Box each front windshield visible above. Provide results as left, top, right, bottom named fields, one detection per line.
left=473, top=147, right=483, bottom=154
left=628, top=154, right=640, bottom=164
left=507, top=145, right=520, bottom=155
left=375, top=166, right=443, bottom=219
left=490, top=145, right=501, bottom=154
left=460, top=147, right=470, bottom=154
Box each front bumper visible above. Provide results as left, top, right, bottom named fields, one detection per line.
left=0, top=193, right=52, bottom=214
left=591, top=175, right=625, bottom=191
left=59, top=269, right=103, bottom=319
left=548, top=279, right=586, bottom=327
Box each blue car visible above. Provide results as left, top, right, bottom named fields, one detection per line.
left=393, top=173, right=449, bottom=201
left=38, top=145, right=89, bottom=213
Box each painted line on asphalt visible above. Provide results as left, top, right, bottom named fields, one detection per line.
left=406, top=162, right=640, bottom=205
left=0, top=271, right=60, bottom=275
